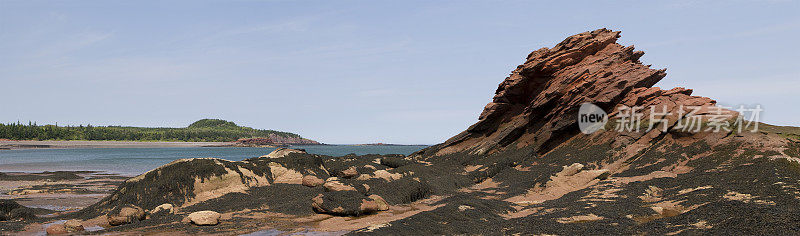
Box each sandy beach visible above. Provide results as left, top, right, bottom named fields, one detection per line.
left=0, top=140, right=226, bottom=150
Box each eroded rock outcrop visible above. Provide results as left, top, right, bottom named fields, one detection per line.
left=426, top=29, right=667, bottom=156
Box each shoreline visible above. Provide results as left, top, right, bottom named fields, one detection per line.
left=0, top=140, right=226, bottom=150
left=0, top=140, right=426, bottom=150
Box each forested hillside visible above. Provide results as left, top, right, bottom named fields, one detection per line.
left=0, top=119, right=315, bottom=143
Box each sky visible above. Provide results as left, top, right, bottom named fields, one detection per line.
left=1, top=0, right=798, bottom=144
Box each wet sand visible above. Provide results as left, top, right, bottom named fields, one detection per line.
left=0, top=140, right=226, bottom=150
left=0, top=171, right=128, bottom=211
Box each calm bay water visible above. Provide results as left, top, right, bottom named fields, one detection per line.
left=0, top=145, right=428, bottom=176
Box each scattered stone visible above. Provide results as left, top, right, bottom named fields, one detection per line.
left=64, top=219, right=85, bottom=233
left=45, top=223, right=67, bottom=235
left=302, top=175, right=325, bottom=187
left=368, top=195, right=390, bottom=211
left=341, top=166, right=358, bottom=178
left=107, top=205, right=145, bottom=226
left=150, top=203, right=175, bottom=214
left=187, top=211, right=221, bottom=226
left=372, top=170, right=402, bottom=181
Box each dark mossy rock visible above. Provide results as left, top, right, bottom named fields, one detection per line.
left=311, top=191, right=388, bottom=216
left=380, top=155, right=412, bottom=168
left=0, top=199, right=36, bottom=221
left=106, top=204, right=146, bottom=226
left=368, top=177, right=432, bottom=204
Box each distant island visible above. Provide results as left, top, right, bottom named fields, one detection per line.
left=0, top=119, right=319, bottom=145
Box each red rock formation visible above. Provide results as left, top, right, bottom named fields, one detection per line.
left=234, top=135, right=320, bottom=146
left=432, top=29, right=686, bottom=156
left=235, top=138, right=274, bottom=145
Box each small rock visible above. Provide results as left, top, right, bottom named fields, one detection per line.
left=64, top=219, right=84, bottom=233
left=302, top=175, right=325, bottom=187
left=150, top=203, right=174, bottom=214
left=340, top=166, right=358, bottom=178
left=107, top=205, right=145, bottom=226
left=458, top=205, right=474, bottom=212
left=45, top=223, right=67, bottom=235
left=187, top=211, right=221, bottom=226
left=373, top=170, right=402, bottom=181
left=368, top=195, right=389, bottom=211
left=560, top=163, right=584, bottom=177
left=323, top=177, right=356, bottom=192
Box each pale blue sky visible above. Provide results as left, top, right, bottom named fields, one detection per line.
left=1, top=0, right=798, bottom=144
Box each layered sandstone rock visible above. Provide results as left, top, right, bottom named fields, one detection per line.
left=429, top=29, right=667, bottom=156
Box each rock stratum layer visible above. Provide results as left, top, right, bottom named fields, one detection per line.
left=7, top=29, right=800, bottom=235
left=432, top=29, right=666, bottom=156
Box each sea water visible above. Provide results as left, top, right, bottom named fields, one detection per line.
left=0, top=145, right=428, bottom=176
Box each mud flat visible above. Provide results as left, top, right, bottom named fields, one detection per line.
left=1, top=171, right=127, bottom=210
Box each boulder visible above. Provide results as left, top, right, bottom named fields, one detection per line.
left=373, top=170, right=402, bottom=181
left=187, top=211, right=221, bottom=226
left=340, top=166, right=358, bottom=178
left=150, top=203, right=174, bottom=214
left=368, top=195, right=390, bottom=211
left=302, top=175, right=325, bottom=187
left=323, top=177, right=357, bottom=192
left=106, top=205, right=145, bottom=226
left=311, top=191, right=390, bottom=216
left=45, top=223, right=67, bottom=235
left=64, top=219, right=85, bottom=233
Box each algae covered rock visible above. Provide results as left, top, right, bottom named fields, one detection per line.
left=107, top=204, right=145, bottom=226
left=311, top=191, right=390, bottom=216
left=64, top=219, right=85, bottom=232
left=323, top=177, right=357, bottom=192
left=0, top=199, right=36, bottom=221
left=302, top=175, right=325, bottom=187
left=45, top=223, right=67, bottom=235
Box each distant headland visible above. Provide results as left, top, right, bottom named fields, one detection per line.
left=0, top=119, right=320, bottom=147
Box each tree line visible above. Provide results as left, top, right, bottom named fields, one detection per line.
left=0, top=121, right=302, bottom=142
